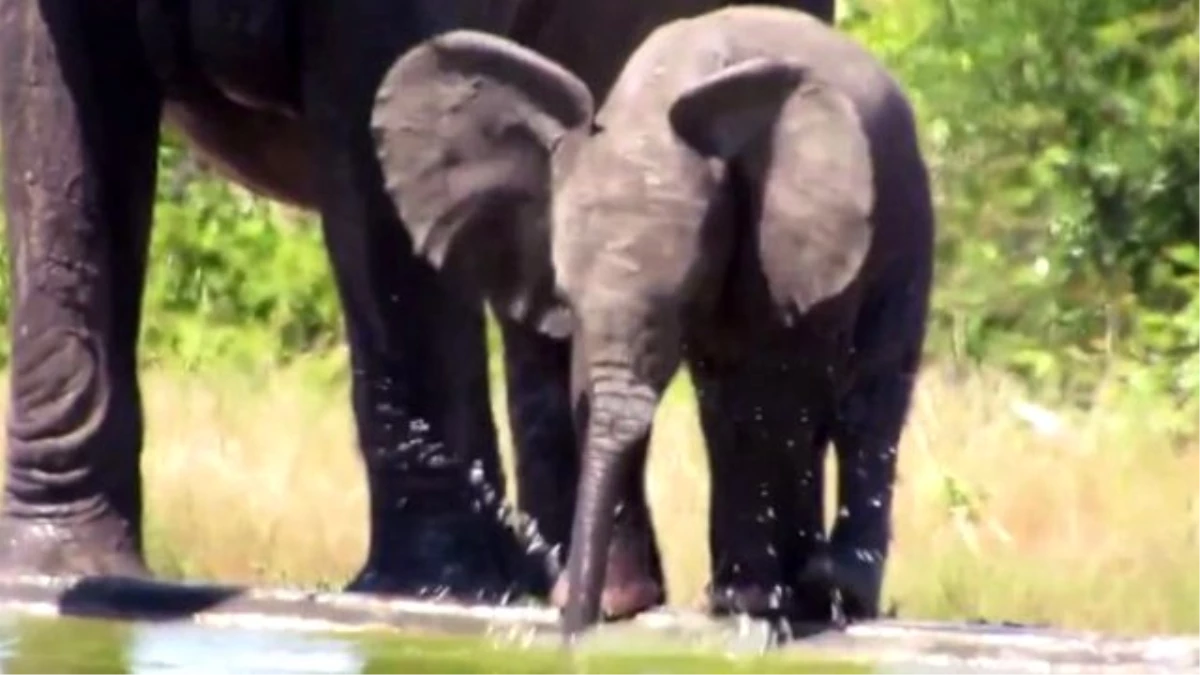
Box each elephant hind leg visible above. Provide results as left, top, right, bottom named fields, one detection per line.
left=0, top=0, right=161, bottom=575
left=824, top=262, right=930, bottom=621
left=780, top=422, right=837, bottom=623
left=825, top=365, right=918, bottom=621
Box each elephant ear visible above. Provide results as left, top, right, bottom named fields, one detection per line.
left=668, top=58, right=875, bottom=326
left=371, top=29, right=594, bottom=339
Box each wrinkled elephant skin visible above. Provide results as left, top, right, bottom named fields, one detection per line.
left=370, top=6, right=933, bottom=635
left=0, top=0, right=838, bottom=613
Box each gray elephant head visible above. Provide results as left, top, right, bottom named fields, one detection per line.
left=369, top=17, right=874, bottom=347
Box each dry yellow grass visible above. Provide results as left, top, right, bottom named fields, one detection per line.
left=0, top=353, right=1195, bottom=637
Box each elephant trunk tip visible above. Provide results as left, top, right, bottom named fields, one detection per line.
left=557, top=382, right=660, bottom=641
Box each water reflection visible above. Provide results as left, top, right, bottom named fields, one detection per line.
left=0, top=612, right=869, bottom=674
left=1, top=614, right=133, bottom=674
left=0, top=615, right=362, bottom=674
left=129, top=623, right=364, bottom=674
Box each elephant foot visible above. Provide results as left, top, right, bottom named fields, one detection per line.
left=793, top=547, right=885, bottom=623
left=346, top=507, right=555, bottom=606
left=706, top=574, right=843, bottom=624
left=707, top=552, right=877, bottom=624
left=550, top=531, right=665, bottom=620
left=0, top=512, right=149, bottom=579
left=825, top=546, right=885, bottom=620
left=706, top=583, right=796, bottom=618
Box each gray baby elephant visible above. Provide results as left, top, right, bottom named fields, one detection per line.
left=372, top=5, right=935, bottom=636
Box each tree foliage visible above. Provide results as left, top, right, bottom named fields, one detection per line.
left=844, top=0, right=1198, bottom=422
left=139, top=138, right=343, bottom=370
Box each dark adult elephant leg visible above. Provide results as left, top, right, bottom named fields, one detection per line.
left=502, top=317, right=665, bottom=611
left=0, top=0, right=161, bottom=575
left=318, top=177, right=529, bottom=600
left=302, top=3, right=532, bottom=602
left=497, top=317, right=577, bottom=573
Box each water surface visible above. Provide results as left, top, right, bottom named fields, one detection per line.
left=0, top=614, right=871, bottom=674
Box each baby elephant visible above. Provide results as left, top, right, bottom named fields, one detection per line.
left=372, top=5, right=934, bottom=636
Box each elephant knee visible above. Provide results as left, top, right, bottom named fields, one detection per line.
left=8, top=326, right=111, bottom=452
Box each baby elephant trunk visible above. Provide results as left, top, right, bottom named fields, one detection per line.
left=561, top=368, right=661, bottom=638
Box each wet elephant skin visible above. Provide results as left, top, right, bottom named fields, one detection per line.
left=368, top=6, right=932, bottom=634
left=0, top=0, right=838, bottom=619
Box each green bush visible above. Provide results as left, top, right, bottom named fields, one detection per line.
left=140, top=137, right=342, bottom=372
left=844, top=0, right=1198, bottom=432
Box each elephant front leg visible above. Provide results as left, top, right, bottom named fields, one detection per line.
left=695, top=352, right=838, bottom=623
left=319, top=216, right=532, bottom=600
left=0, top=0, right=161, bottom=576
left=300, top=0, right=541, bottom=604
left=320, top=212, right=533, bottom=601
left=692, top=358, right=797, bottom=618
left=498, top=317, right=576, bottom=587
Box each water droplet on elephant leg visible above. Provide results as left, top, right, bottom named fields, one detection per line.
left=768, top=586, right=783, bottom=610
left=857, top=547, right=884, bottom=564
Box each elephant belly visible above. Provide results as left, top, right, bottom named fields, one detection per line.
left=188, top=0, right=301, bottom=115
left=164, top=98, right=318, bottom=209
left=138, top=0, right=301, bottom=116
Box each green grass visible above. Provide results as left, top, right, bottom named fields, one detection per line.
left=0, top=349, right=1194, bottom=638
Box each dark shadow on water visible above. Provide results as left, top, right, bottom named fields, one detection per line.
left=783, top=619, right=846, bottom=641
left=57, top=576, right=243, bottom=623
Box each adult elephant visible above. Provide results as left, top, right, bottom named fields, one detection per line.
left=0, top=0, right=834, bottom=615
